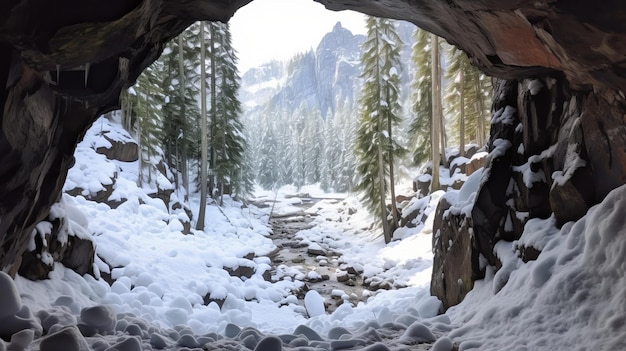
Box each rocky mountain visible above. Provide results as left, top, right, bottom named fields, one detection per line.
left=239, top=22, right=365, bottom=119
left=239, top=21, right=416, bottom=120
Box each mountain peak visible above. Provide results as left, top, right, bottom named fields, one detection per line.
left=333, top=21, right=343, bottom=32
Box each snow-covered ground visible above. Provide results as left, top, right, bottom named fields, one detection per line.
left=1, top=117, right=625, bottom=350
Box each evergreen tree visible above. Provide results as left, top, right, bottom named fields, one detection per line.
left=159, top=24, right=201, bottom=200
left=303, top=108, right=324, bottom=184
left=211, top=22, right=251, bottom=202
left=290, top=106, right=307, bottom=189
left=333, top=99, right=358, bottom=193
left=130, top=61, right=166, bottom=187
left=444, top=45, right=493, bottom=149
left=408, top=28, right=432, bottom=166
left=257, top=119, right=279, bottom=190
left=431, top=33, right=442, bottom=191
left=354, top=16, right=406, bottom=243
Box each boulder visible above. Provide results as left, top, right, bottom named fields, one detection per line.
left=65, top=178, right=119, bottom=208
left=431, top=197, right=481, bottom=310
left=19, top=202, right=95, bottom=280
left=95, top=134, right=138, bottom=162
left=465, top=152, right=487, bottom=176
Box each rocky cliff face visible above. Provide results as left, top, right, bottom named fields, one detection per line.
left=1, top=1, right=625, bottom=309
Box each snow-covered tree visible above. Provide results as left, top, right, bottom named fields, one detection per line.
left=408, top=28, right=432, bottom=166
left=211, top=22, right=252, bottom=202
left=159, top=23, right=201, bottom=200
left=354, top=16, right=406, bottom=243
left=444, top=45, right=492, bottom=152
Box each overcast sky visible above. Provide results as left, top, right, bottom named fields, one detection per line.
left=230, top=0, right=366, bottom=73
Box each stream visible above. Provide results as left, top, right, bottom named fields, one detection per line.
left=266, top=197, right=370, bottom=315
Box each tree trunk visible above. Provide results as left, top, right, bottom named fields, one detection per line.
left=136, top=99, right=143, bottom=187
left=196, top=21, right=208, bottom=231
left=209, top=23, right=217, bottom=199
left=386, top=86, right=399, bottom=232
left=476, top=77, right=486, bottom=146
left=178, top=34, right=190, bottom=202
left=377, top=129, right=392, bottom=244
left=459, top=61, right=465, bottom=157
left=430, top=34, right=441, bottom=191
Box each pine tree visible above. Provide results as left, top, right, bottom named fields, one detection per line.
left=445, top=45, right=493, bottom=149
left=159, top=24, right=201, bottom=201
left=431, top=33, right=442, bottom=191
left=131, top=60, right=166, bottom=187
left=408, top=28, right=432, bottom=166
left=211, top=22, right=252, bottom=202
left=444, top=45, right=467, bottom=155
left=333, top=100, right=358, bottom=193
left=354, top=16, right=406, bottom=243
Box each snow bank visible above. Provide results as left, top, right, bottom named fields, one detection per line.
left=447, top=184, right=626, bottom=350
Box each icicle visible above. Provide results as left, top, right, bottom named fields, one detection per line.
left=84, top=63, right=90, bottom=88
left=56, top=64, right=60, bottom=84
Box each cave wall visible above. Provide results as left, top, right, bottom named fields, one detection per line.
left=1, top=0, right=626, bottom=291
left=0, top=0, right=250, bottom=272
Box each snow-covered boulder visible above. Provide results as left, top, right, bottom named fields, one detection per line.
left=19, top=195, right=95, bottom=280
left=0, top=272, right=43, bottom=342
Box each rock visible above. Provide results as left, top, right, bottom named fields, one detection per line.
left=518, top=244, right=541, bottom=263
left=431, top=197, right=480, bottom=310
left=471, top=80, right=520, bottom=268
left=91, top=340, right=111, bottom=351
left=291, top=255, right=305, bottom=264
left=104, top=336, right=141, bottom=351
left=171, top=201, right=193, bottom=235
left=331, top=338, right=364, bottom=349
left=39, top=326, right=89, bottom=351
left=294, top=324, right=324, bottom=341
left=0, top=272, right=21, bottom=318
left=449, top=156, right=469, bottom=177
left=362, top=344, right=391, bottom=351
left=289, top=337, right=309, bottom=347
left=254, top=336, right=282, bottom=351
left=177, top=334, right=200, bottom=348
left=19, top=203, right=96, bottom=280
left=241, top=334, right=259, bottom=350
left=95, top=134, right=138, bottom=162
left=416, top=174, right=432, bottom=198
left=150, top=334, right=170, bottom=349
left=465, top=152, right=487, bottom=176
left=328, top=326, right=351, bottom=340
left=80, top=305, right=116, bottom=333
left=61, top=234, right=95, bottom=276
left=307, top=243, right=326, bottom=256
left=432, top=337, right=454, bottom=351
left=223, top=260, right=256, bottom=279
left=336, top=271, right=349, bottom=282
left=345, top=264, right=363, bottom=275
left=224, top=323, right=241, bottom=338
left=303, top=291, right=326, bottom=318
left=9, top=329, right=34, bottom=349
left=124, top=323, right=143, bottom=336
left=399, top=321, right=436, bottom=343
left=66, top=180, right=116, bottom=207
left=203, top=294, right=226, bottom=309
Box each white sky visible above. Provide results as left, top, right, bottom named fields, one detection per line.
left=230, top=0, right=366, bottom=73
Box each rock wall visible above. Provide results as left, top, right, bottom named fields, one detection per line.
left=2, top=0, right=626, bottom=297
left=433, top=74, right=626, bottom=308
